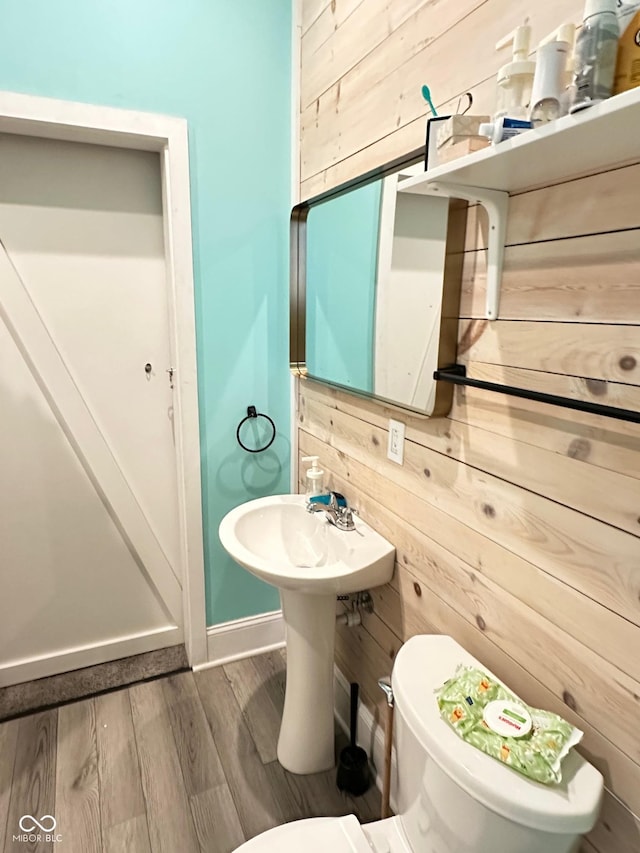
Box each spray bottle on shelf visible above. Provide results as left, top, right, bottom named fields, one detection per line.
left=529, top=24, right=575, bottom=125
left=479, top=23, right=536, bottom=144
left=301, top=456, right=325, bottom=499
left=570, top=0, right=619, bottom=112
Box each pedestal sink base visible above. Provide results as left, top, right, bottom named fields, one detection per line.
left=277, top=590, right=336, bottom=774
left=218, top=494, right=395, bottom=775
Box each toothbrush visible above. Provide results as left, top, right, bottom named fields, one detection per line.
left=421, top=85, right=438, bottom=116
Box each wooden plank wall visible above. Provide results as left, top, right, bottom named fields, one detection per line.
left=298, top=2, right=640, bottom=852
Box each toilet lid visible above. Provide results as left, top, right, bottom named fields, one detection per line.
left=234, top=815, right=373, bottom=853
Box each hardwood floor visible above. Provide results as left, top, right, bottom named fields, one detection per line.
left=0, top=651, right=380, bottom=852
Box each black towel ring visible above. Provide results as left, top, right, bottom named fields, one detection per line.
left=236, top=405, right=276, bottom=453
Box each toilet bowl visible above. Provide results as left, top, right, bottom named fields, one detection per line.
left=234, top=635, right=603, bottom=853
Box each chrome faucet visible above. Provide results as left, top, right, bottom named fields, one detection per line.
left=307, top=491, right=356, bottom=531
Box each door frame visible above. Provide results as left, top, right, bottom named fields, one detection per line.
left=0, top=90, right=208, bottom=667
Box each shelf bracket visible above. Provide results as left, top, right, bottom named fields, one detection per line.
left=424, top=182, right=509, bottom=320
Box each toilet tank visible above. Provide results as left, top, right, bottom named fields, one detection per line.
left=391, top=636, right=603, bottom=853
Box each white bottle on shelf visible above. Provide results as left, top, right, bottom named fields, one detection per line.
left=480, top=24, right=536, bottom=144
left=529, top=25, right=575, bottom=125
left=494, top=24, right=536, bottom=121
left=570, top=0, right=619, bottom=112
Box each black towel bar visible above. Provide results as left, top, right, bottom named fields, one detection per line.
left=434, top=365, right=640, bottom=425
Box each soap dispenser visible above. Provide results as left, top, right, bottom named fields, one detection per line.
left=479, top=23, right=536, bottom=143
left=494, top=24, right=536, bottom=121
left=302, top=456, right=325, bottom=499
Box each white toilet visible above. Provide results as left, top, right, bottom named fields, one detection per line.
left=235, top=635, right=603, bottom=853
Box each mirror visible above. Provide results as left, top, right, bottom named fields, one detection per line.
left=290, top=151, right=468, bottom=417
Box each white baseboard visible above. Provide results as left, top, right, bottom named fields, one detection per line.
left=197, top=610, right=286, bottom=670
left=0, top=625, right=182, bottom=688
left=334, top=665, right=397, bottom=810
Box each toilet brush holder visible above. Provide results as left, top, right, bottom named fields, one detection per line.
left=336, top=682, right=371, bottom=796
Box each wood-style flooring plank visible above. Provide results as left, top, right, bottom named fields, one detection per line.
left=55, top=699, right=101, bottom=853
left=263, top=755, right=380, bottom=826
left=223, top=657, right=283, bottom=764
left=4, top=709, right=57, bottom=853
left=250, top=651, right=286, bottom=713
left=0, top=720, right=19, bottom=851
left=261, top=761, right=339, bottom=824
left=294, top=767, right=380, bottom=823
left=195, top=665, right=286, bottom=840
left=95, top=688, right=146, bottom=832
left=129, top=680, right=200, bottom=853
left=189, top=784, right=245, bottom=853
left=161, top=673, right=225, bottom=797
left=104, top=815, right=151, bottom=853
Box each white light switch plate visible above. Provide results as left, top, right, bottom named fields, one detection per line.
left=387, top=419, right=405, bottom=464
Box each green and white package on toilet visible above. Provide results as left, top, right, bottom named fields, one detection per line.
left=436, top=665, right=583, bottom=785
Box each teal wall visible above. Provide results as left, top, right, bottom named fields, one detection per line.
left=306, top=180, right=381, bottom=392
left=0, top=0, right=291, bottom=624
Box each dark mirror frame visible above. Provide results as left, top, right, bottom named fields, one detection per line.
left=290, top=146, right=469, bottom=417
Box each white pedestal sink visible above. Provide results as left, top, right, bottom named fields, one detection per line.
left=219, top=494, right=395, bottom=774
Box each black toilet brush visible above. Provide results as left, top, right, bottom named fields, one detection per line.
left=336, top=682, right=371, bottom=796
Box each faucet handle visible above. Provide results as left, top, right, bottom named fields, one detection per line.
left=328, top=491, right=347, bottom=509
left=335, top=506, right=356, bottom=531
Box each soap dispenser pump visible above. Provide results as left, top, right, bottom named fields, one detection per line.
left=302, top=455, right=325, bottom=498
left=479, top=23, right=536, bottom=143
left=494, top=24, right=536, bottom=121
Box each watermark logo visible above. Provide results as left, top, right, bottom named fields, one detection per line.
left=19, top=816, right=56, bottom=833
left=13, top=815, right=62, bottom=843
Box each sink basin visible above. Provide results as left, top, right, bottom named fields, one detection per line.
left=219, top=493, right=395, bottom=775
left=219, top=493, right=395, bottom=594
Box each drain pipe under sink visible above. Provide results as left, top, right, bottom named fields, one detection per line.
left=336, top=609, right=362, bottom=628
left=336, top=590, right=373, bottom=628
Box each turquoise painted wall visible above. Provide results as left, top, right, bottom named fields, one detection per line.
left=0, top=0, right=291, bottom=624
left=306, top=180, right=381, bottom=392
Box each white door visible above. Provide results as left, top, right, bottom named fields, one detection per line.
left=0, top=134, right=184, bottom=687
